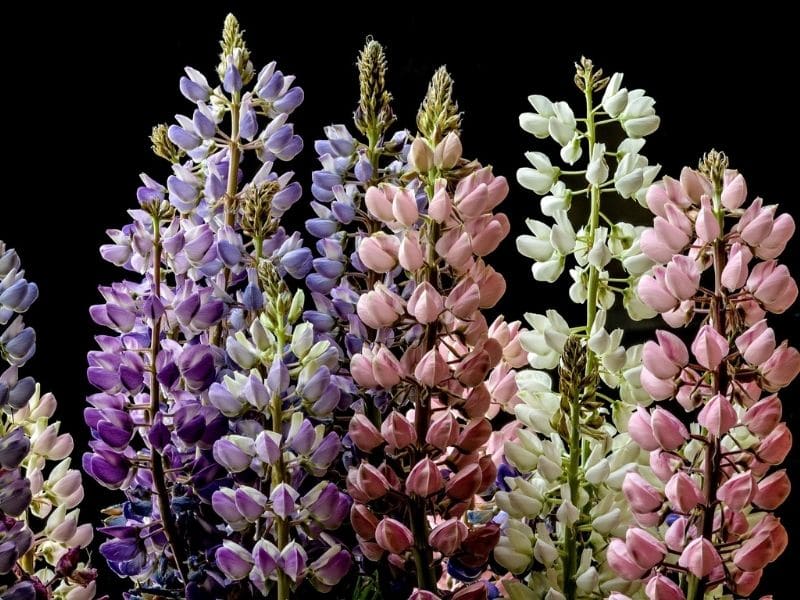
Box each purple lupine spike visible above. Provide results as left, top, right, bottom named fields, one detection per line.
left=0, top=242, right=95, bottom=598
left=87, top=20, right=347, bottom=596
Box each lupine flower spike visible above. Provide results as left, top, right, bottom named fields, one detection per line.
left=0, top=243, right=95, bottom=600
left=86, top=15, right=348, bottom=599
left=496, top=58, right=661, bottom=600
left=326, top=54, right=525, bottom=598
left=608, top=151, right=796, bottom=599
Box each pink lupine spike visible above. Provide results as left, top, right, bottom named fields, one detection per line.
left=358, top=233, right=400, bottom=273
left=365, top=186, right=395, bottom=223
left=664, top=255, right=700, bottom=301
left=392, top=187, right=419, bottom=227
left=638, top=267, right=680, bottom=313
left=408, top=282, right=444, bottom=324
left=760, top=341, right=800, bottom=391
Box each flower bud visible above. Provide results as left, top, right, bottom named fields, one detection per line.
left=375, top=518, right=413, bottom=555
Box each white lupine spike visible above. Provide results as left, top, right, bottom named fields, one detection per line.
left=532, top=255, right=565, bottom=283
left=620, top=90, right=652, bottom=116
left=607, top=463, right=637, bottom=489
left=602, top=345, right=628, bottom=372
left=584, top=443, right=605, bottom=470
left=525, top=151, right=555, bottom=170
left=516, top=369, right=554, bottom=392
left=591, top=508, right=622, bottom=534
left=589, top=327, right=611, bottom=355
left=508, top=63, right=662, bottom=598
left=616, top=169, right=644, bottom=199
left=601, top=73, right=627, bottom=113
left=622, top=247, right=654, bottom=275
left=545, top=588, right=566, bottom=600
left=623, top=116, right=660, bottom=138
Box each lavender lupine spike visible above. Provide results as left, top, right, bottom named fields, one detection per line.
left=304, top=38, right=409, bottom=421
left=342, top=66, right=526, bottom=600
left=495, top=59, right=661, bottom=600
left=85, top=15, right=331, bottom=599
left=607, top=151, right=796, bottom=600
left=0, top=242, right=96, bottom=600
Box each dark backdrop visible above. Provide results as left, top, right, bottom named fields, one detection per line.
left=5, top=4, right=796, bottom=598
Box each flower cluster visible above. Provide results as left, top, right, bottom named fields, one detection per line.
left=608, top=152, right=796, bottom=599
left=84, top=15, right=345, bottom=599
left=495, top=58, right=660, bottom=600
left=341, top=65, right=525, bottom=600
left=210, top=264, right=351, bottom=596
left=304, top=38, right=409, bottom=414
left=0, top=242, right=95, bottom=600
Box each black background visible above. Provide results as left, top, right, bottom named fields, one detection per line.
left=5, top=4, right=797, bottom=597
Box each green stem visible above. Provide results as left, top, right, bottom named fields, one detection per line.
left=270, top=321, right=290, bottom=600
left=148, top=216, right=190, bottom=586
left=562, top=70, right=602, bottom=600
